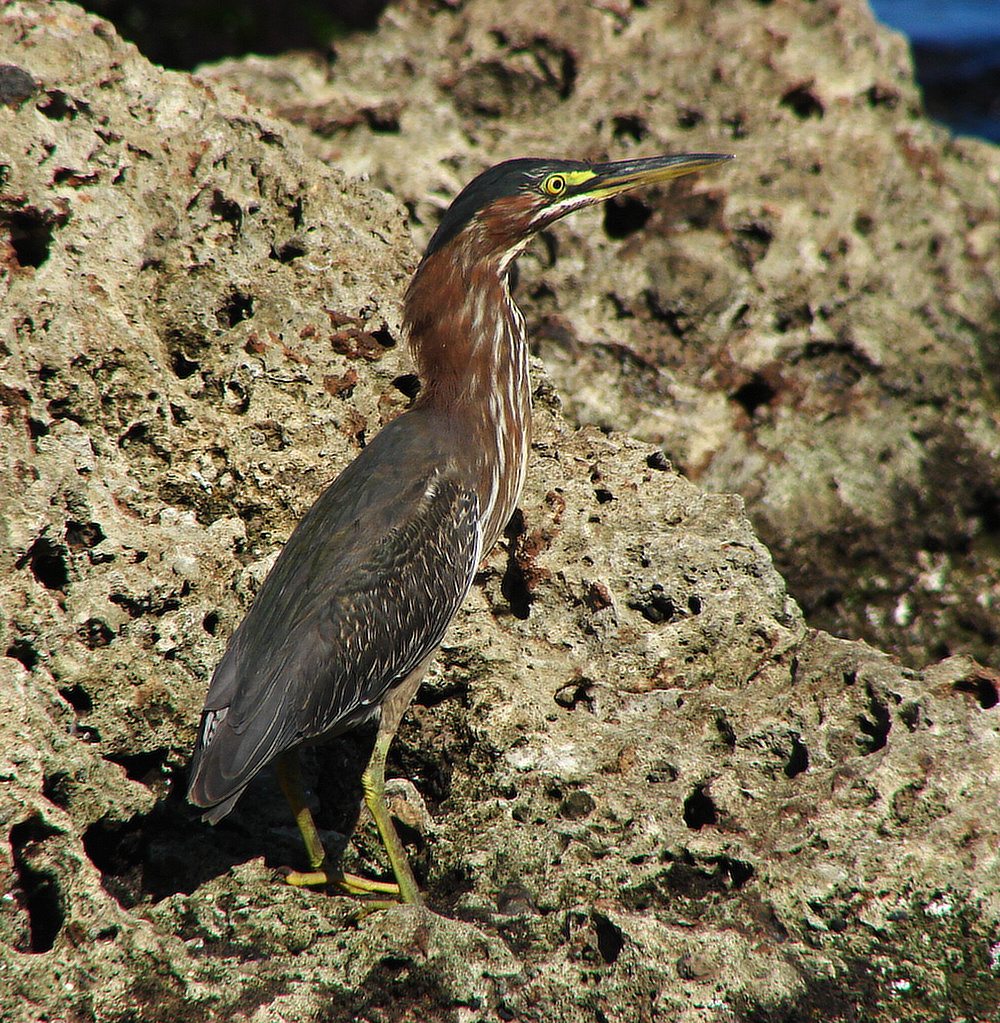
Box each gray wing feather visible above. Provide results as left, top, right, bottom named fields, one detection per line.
left=187, top=415, right=482, bottom=819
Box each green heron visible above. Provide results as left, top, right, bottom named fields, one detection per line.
left=187, top=152, right=731, bottom=905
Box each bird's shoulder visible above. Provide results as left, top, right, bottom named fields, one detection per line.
left=203, top=409, right=481, bottom=712
left=275, top=409, right=472, bottom=585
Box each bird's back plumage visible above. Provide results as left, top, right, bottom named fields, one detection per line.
left=186, top=410, right=482, bottom=820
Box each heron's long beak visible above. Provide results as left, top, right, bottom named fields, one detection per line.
left=575, top=153, right=733, bottom=201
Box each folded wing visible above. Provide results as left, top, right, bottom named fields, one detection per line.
left=187, top=418, right=482, bottom=821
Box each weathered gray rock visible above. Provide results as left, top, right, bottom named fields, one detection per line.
left=1, top=3, right=998, bottom=1022
left=200, top=0, right=1000, bottom=673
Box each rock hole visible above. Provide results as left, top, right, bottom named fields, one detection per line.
left=118, top=421, right=150, bottom=449
left=857, top=684, right=891, bottom=753
left=611, top=114, right=647, bottom=142
left=59, top=685, right=99, bottom=740
left=553, top=680, right=595, bottom=712
left=645, top=760, right=678, bottom=783
left=715, top=713, right=736, bottom=748
left=18, top=535, right=69, bottom=590
left=1, top=208, right=64, bottom=268
left=559, top=790, right=596, bottom=820
left=954, top=675, right=999, bottom=710
left=59, top=683, right=93, bottom=714
left=10, top=819, right=64, bottom=953
left=595, top=487, right=614, bottom=504
left=866, top=83, right=900, bottom=109
left=105, top=749, right=172, bottom=796
left=287, top=195, right=305, bottom=228
left=77, top=618, right=114, bottom=649
left=209, top=190, right=242, bottom=227
left=414, top=679, right=468, bottom=709
left=64, top=520, right=105, bottom=551
left=733, top=222, right=773, bottom=269
left=583, top=581, right=613, bottom=612
left=501, top=510, right=531, bottom=620
left=780, top=83, right=824, bottom=119
left=730, top=375, right=775, bottom=418
left=968, top=483, right=1000, bottom=536
left=46, top=395, right=83, bottom=424
left=164, top=328, right=206, bottom=380
left=683, top=785, right=718, bottom=830
left=169, top=403, right=190, bottom=425
left=392, top=373, right=422, bottom=400
left=677, top=106, right=704, bottom=128
left=515, top=39, right=578, bottom=100
left=171, top=350, right=200, bottom=379
left=784, top=734, right=810, bottom=777
left=592, top=912, right=625, bottom=963
left=854, top=212, right=875, bottom=236
left=899, top=701, right=922, bottom=730
left=38, top=89, right=84, bottom=120
left=202, top=611, right=219, bottom=635
left=496, top=882, right=539, bottom=916
left=391, top=817, right=425, bottom=859
left=687, top=595, right=702, bottom=615
left=388, top=731, right=454, bottom=811
left=776, top=303, right=814, bottom=332
left=82, top=816, right=148, bottom=909
left=501, top=550, right=531, bottom=620
left=225, top=380, right=250, bottom=413
left=216, top=290, right=254, bottom=328
left=646, top=450, right=671, bottom=471
left=269, top=240, right=306, bottom=262
left=370, top=324, right=396, bottom=348
left=363, top=104, right=401, bottom=133
left=42, top=772, right=72, bottom=809
left=628, top=585, right=676, bottom=624
left=724, top=857, right=755, bottom=889
left=6, top=637, right=38, bottom=670
left=603, top=195, right=651, bottom=240
left=53, top=167, right=99, bottom=187
left=109, top=591, right=180, bottom=618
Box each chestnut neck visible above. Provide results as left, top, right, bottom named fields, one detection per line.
left=402, top=238, right=532, bottom=549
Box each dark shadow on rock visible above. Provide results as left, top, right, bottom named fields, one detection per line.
left=78, top=1, right=391, bottom=71
left=85, top=728, right=377, bottom=905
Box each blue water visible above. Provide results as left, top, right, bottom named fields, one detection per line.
left=868, top=0, right=1000, bottom=142
left=872, top=0, right=1000, bottom=42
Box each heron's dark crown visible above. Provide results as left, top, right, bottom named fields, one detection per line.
left=422, top=158, right=591, bottom=260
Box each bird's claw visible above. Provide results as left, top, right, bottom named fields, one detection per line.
left=278, top=864, right=402, bottom=899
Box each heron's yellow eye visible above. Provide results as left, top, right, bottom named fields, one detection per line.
left=542, top=174, right=566, bottom=196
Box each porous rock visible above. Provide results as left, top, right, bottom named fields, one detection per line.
left=1, top=3, right=998, bottom=1022
left=201, top=0, right=1000, bottom=672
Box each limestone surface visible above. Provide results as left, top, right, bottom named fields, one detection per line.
left=201, top=0, right=1000, bottom=673
left=1, top=3, right=998, bottom=1023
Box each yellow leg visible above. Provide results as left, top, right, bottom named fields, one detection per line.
left=276, top=750, right=401, bottom=897
left=361, top=729, right=424, bottom=906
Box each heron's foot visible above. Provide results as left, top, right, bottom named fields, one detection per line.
left=335, top=870, right=402, bottom=897
left=279, top=864, right=401, bottom=897
left=278, top=864, right=329, bottom=888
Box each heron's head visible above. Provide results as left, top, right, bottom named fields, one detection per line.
left=421, top=152, right=733, bottom=271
